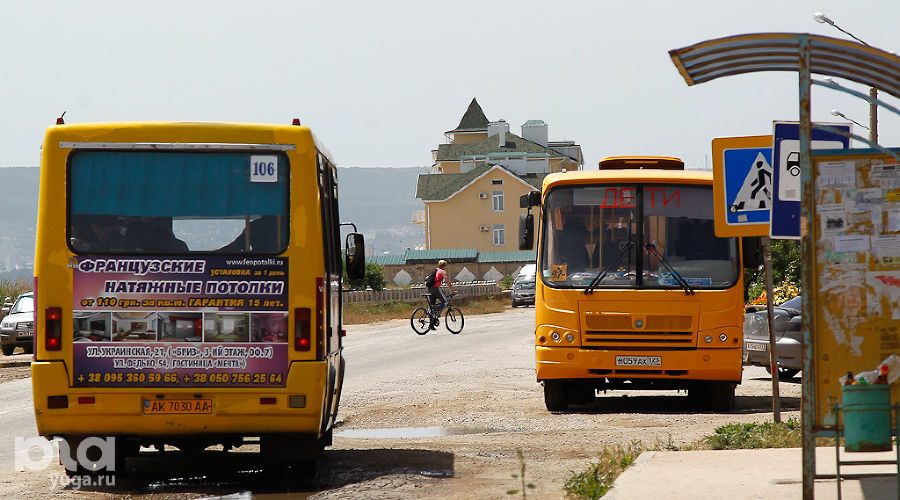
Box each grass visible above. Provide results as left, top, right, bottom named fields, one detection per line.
left=563, top=419, right=822, bottom=499
left=563, top=441, right=644, bottom=499
left=699, top=418, right=802, bottom=450
left=342, top=294, right=509, bottom=324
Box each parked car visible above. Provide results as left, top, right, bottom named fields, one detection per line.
left=0, top=296, right=13, bottom=319
left=511, top=276, right=535, bottom=307
left=743, top=295, right=802, bottom=379
left=0, top=291, right=34, bottom=356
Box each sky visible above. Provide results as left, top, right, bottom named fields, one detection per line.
left=2, top=0, right=899, bottom=170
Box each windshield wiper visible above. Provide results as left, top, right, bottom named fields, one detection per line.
left=584, top=241, right=633, bottom=295
left=644, top=243, right=694, bottom=295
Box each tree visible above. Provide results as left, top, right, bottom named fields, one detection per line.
left=746, top=239, right=801, bottom=303
left=364, top=262, right=386, bottom=291
left=343, top=261, right=386, bottom=291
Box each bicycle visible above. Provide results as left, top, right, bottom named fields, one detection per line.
left=410, top=292, right=464, bottom=335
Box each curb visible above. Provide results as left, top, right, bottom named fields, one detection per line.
left=0, top=360, right=31, bottom=369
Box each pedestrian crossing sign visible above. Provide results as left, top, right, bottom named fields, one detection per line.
left=711, top=135, right=773, bottom=237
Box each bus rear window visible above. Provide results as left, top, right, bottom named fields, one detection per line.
left=68, top=151, right=289, bottom=254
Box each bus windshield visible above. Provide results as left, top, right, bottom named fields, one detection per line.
left=68, top=151, right=289, bottom=254
left=540, top=183, right=739, bottom=290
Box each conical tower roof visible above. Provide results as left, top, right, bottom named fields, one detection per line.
left=445, top=98, right=489, bottom=134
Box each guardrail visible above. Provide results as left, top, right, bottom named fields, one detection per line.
left=343, top=282, right=501, bottom=304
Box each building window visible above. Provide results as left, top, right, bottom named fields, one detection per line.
left=493, top=224, right=505, bottom=246
left=492, top=191, right=504, bottom=212
left=492, top=179, right=503, bottom=185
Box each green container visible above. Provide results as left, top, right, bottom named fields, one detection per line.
left=842, top=384, right=893, bottom=452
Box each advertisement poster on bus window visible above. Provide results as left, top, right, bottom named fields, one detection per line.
left=71, top=255, right=290, bottom=388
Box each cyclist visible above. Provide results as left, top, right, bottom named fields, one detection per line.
left=427, top=260, right=457, bottom=329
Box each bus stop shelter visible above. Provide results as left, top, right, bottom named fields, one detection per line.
left=669, top=32, right=900, bottom=499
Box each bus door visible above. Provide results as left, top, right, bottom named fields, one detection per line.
left=317, top=153, right=343, bottom=430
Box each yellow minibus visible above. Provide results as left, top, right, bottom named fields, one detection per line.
left=520, top=157, right=757, bottom=411
left=31, top=120, right=364, bottom=474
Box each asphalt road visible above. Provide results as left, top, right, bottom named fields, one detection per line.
left=0, top=378, right=37, bottom=475
left=0, top=307, right=799, bottom=498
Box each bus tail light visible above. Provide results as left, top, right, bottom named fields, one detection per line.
left=45, top=307, right=62, bottom=351
left=316, top=278, right=325, bottom=361
left=295, top=308, right=311, bottom=351
left=48, top=396, right=68, bottom=409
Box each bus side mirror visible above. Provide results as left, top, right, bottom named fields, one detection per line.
left=520, top=191, right=541, bottom=209
left=742, top=237, right=761, bottom=270
left=519, top=213, right=534, bottom=250
left=345, top=233, right=365, bottom=281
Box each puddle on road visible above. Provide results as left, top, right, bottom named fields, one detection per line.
left=335, top=426, right=500, bottom=439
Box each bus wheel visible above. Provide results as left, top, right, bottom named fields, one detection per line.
left=572, top=384, right=596, bottom=405
left=708, top=382, right=736, bottom=412
left=687, top=384, right=708, bottom=408
left=61, top=435, right=129, bottom=477
left=543, top=381, right=570, bottom=412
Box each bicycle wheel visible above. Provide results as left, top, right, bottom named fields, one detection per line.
left=410, top=308, right=431, bottom=335
left=445, top=307, right=464, bottom=334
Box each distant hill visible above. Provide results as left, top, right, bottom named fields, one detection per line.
left=0, top=167, right=39, bottom=273
left=337, top=166, right=428, bottom=231
left=0, top=165, right=424, bottom=272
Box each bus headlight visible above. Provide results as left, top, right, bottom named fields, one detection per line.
left=704, top=335, right=712, bottom=343
left=719, top=333, right=728, bottom=342
left=551, top=331, right=560, bottom=341
left=565, top=333, right=575, bottom=343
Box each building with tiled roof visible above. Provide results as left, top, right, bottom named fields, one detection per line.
left=415, top=98, right=583, bottom=252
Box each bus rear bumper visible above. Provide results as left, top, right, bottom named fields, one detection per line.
left=31, top=360, right=329, bottom=438
left=536, top=346, right=742, bottom=383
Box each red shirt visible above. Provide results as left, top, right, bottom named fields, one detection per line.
left=435, top=268, right=446, bottom=287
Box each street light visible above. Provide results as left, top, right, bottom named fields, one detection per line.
left=814, top=12, right=878, bottom=143
left=830, top=109, right=869, bottom=131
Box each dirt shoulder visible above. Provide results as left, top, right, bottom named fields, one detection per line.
left=0, top=351, right=31, bottom=384
left=315, top=311, right=801, bottom=499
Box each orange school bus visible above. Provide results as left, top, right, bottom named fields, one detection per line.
left=32, top=120, right=365, bottom=473
left=520, top=157, right=757, bottom=412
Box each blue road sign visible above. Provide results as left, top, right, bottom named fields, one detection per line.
left=770, top=121, right=851, bottom=239
left=724, top=147, right=773, bottom=225
left=712, top=135, right=772, bottom=237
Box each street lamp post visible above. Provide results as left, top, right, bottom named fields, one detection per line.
left=830, top=109, right=870, bottom=131
left=814, top=12, right=879, bottom=143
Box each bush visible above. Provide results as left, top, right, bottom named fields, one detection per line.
left=499, top=274, right=514, bottom=290
left=364, top=262, right=386, bottom=291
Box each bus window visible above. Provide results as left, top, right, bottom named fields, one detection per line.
left=68, top=151, right=289, bottom=254
left=541, top=184, right=738, bottom=289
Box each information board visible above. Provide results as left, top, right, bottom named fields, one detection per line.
left=811, top=148, right=900, bottom=431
